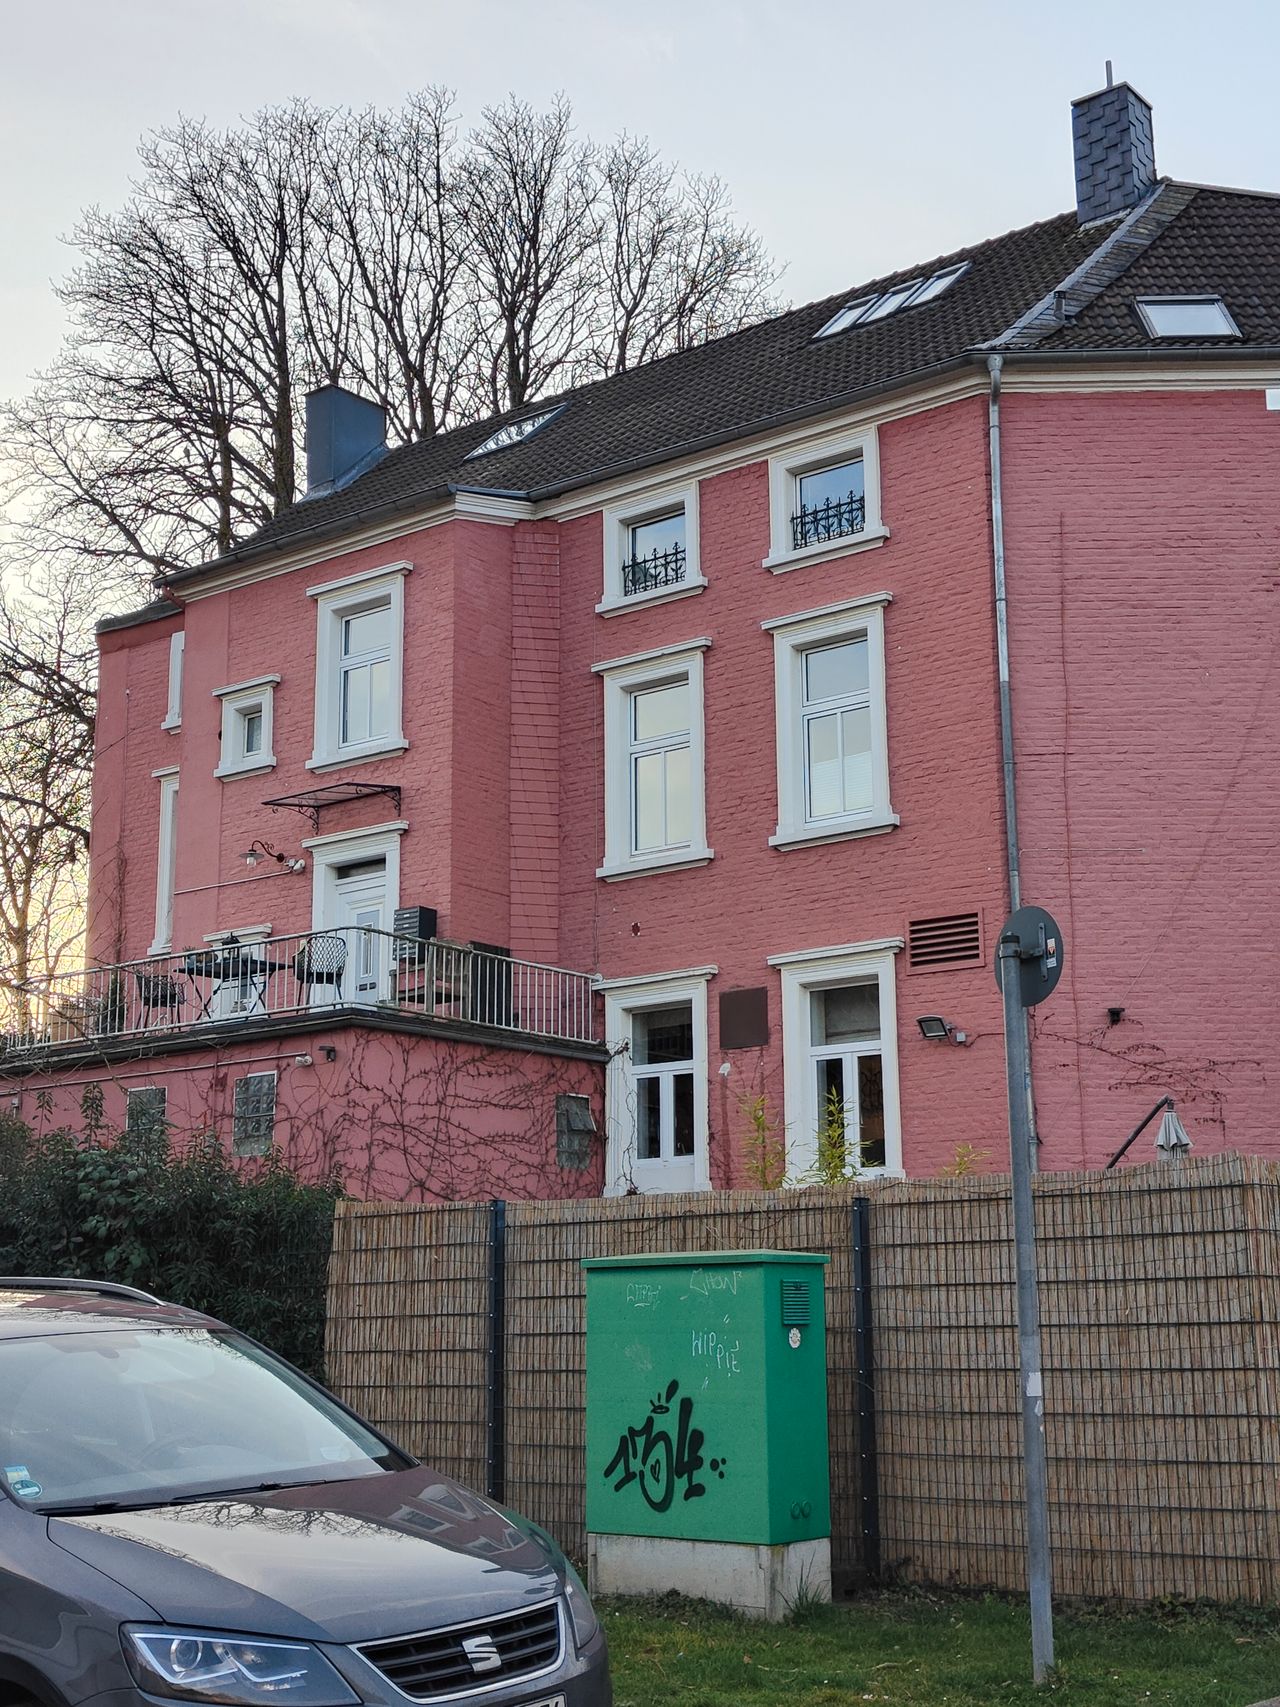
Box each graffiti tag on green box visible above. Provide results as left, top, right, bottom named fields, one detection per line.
left=603, top=1379, right=729, bottom=1512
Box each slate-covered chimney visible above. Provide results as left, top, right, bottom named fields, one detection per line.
left=1071, top=77, right=1156, bottom=225
left=304, top=384, right=388, bottom=499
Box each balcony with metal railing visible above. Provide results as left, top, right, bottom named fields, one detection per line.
left=1, top=928, right=601, bottom=1061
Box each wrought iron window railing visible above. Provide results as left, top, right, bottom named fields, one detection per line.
left=1, top=928, right=601, bottom=1057
left=791, top=490, right=866, bottom=551
left=622, top=543, right=687, bottom=598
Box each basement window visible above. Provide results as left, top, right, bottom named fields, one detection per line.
left=1135, top=297, right=1240, bottom=339
left=816, top=263, right=969, bottom=338
left=465, top=404, right=566, bottom=460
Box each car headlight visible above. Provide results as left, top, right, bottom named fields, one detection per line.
left=562, top=1563, right=600, bottom=1651
left=122, top=1628, right=358, bottom=1706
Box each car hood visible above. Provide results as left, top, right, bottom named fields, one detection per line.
left=47, top=1466, right=563, bottom=1643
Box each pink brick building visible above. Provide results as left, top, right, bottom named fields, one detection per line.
left=5, top=83, right=1279, bottom=1195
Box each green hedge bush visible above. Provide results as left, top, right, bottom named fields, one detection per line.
left=0, top=1110, right=339, bottom=1377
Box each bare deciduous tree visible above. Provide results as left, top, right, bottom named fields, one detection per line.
left=0, top=89, right=782, bottom=993
left=0, top=561, right=94, bottom=1029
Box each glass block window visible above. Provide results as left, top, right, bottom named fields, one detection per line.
left=233, top=1072, right=277, bottom=1157
left=556, top=1093, right=597, bottom=1170
left=125, top=1086, right=167, bottom=1139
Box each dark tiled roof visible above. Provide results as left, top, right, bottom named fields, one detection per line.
left=175, top=182, right=1280, bottom=583
left=1038, top=187, right=1280, bottom=351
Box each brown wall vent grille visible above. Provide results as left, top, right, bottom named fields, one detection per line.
left=907, top=911, right=983, bottom=972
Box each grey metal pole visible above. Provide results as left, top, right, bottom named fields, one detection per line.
left=999, top=932, right=1055, bottom=1683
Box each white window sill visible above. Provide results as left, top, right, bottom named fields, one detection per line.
left=214, top=758, right=277, bottom=781
left=161, top=716, right=182, bottom=733
left=770, top=815, right=899, bottom=851
left=596, top=847, right=714, bottom=883
left=596, top=576, right=708, bottom=617
left=147, top=939, right=172, bottom=957
left=306, top=738, right=409, bottom=773
left=762, top=524, right=890, bottom=575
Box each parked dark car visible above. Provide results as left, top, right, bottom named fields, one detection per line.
left=0, top=1279, right=609, bottom=1707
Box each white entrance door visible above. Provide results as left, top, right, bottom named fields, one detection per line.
left=330, top=861, right=390, bottom=1005
left=628, top=1002, right=699, bottom=1194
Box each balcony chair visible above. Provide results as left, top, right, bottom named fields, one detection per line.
left=134, top=971, right=186, bottom=1028
left=293, top=935, right=348, bottom=1003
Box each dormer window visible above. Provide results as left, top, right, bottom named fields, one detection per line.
left=816, top=263, right=968, bottom=338
left=465, top=404, right=565, bottom=460
left=1135, top=296, right=1240, bottom=338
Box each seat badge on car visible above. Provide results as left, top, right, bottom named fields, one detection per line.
left=460, top=1634, right=502, bottom=1674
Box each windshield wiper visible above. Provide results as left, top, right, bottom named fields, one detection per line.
left=43, top=1479, right=320, bottom=1517
left=164, top=1478, right=324, bottom=1504
left=44, top=1498, right=153, bottom=1516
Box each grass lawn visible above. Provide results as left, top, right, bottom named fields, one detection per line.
left=601, top=1589, right=1280, bottom=1706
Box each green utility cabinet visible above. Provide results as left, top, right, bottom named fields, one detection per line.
left=583, top=1250, right=830, bottom=1545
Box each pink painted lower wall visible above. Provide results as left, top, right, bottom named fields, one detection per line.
left=9, top=1030, right=605, bottom=1203
left=1004, top=386, right=1280, bottom=1166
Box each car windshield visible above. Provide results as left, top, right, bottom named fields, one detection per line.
left=0, top=1326, right=403, bottom=1511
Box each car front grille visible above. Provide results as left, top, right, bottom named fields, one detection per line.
left=356, top=1600, right=563, bottom=1701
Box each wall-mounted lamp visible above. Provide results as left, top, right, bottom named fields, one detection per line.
left=240, top=839, right=307, bottom=874
left=293, top=1053, right=314, bottom=1068
left=321, top=1046, right=337, bottom=1063
left=916, top=1014, right=969, bottom=1046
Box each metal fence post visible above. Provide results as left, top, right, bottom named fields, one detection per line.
left=851, top=1194, right=881, bottom=1581
left=486, top=1198, right=507, bottom=1503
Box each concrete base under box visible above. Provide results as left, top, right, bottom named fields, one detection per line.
left=587, top=1533, right=831, bottom=1622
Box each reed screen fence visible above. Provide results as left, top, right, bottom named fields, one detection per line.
left=326, top=1152, right=1280, bottom=1602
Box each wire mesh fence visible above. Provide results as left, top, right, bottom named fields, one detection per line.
left=326, top=1152, right=1280, bottom=1600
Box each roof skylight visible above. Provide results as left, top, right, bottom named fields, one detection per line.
left=1134, top=296, right=1240, bottom=339
left=465, top=404, right=565, bottom=460
left=816, top=263, right=969, bottom=339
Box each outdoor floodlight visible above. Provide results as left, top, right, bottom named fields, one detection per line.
left=918, top=1014, right=971, bottom=1045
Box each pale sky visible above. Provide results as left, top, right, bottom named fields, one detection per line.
left=3, top=0, right=1280, bottom=402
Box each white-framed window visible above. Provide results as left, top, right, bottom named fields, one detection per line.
left=161, top=632, right=184, bottom=731
left=593, top=639, right=712, bottom=881
left=1134, top=296, right=1239, bottom=339
left=768, top=939, right=903, bottom=1180
left=307, top=564, right=409, bottom=770
left=599, top=484, right=703, bottom=613
left=765, top=594, right=896, bottom=849
left=150, top=768, right=180, bottom=954
left=213, top=675, right=278, bottom=778
left=600, top=966, right=714, bottom=1194
left=763, top=425, right=887, bottom=573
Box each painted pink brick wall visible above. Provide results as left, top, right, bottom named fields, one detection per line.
left=1003, top=387, right=1280, bottom=1164
left=447, top=519, right=514, bottom=946
left=509, top=523, right=563, bottom=963
left=555, top=396, right=1013, bottom=1183
left=11, top=1033, right=604, bottom=1202
left=90, top=614, right=183, bottom=963
left=85, top=394, right=1022, bottom=1189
